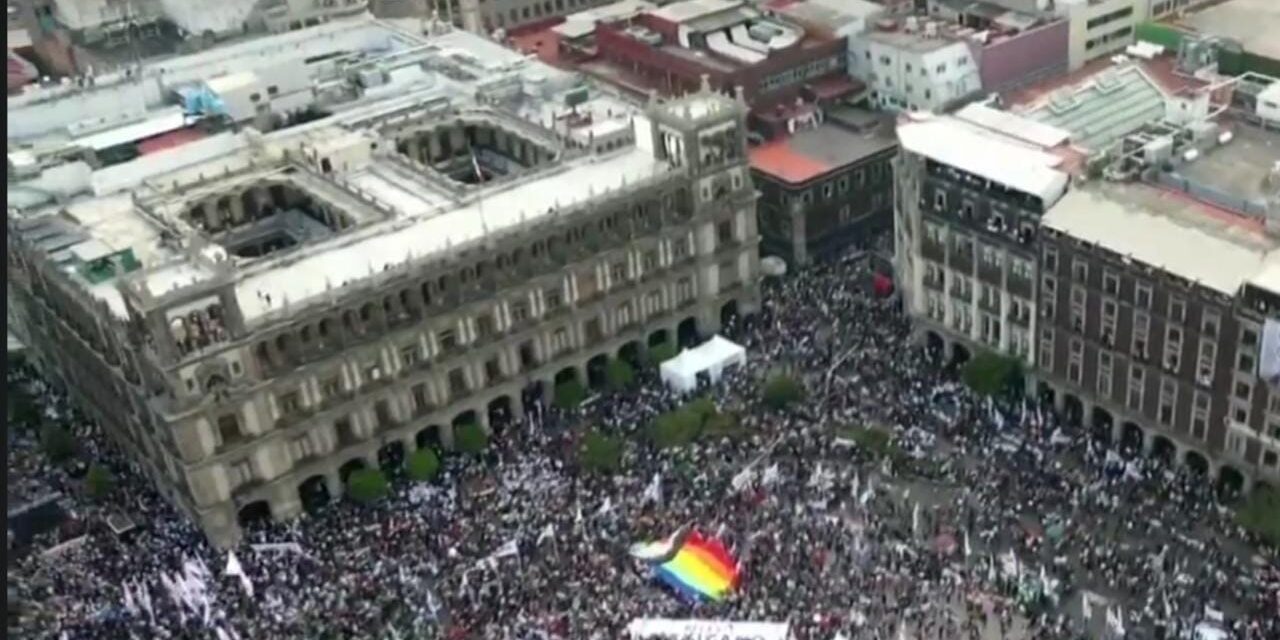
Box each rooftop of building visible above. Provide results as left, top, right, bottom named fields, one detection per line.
left=1003, top=50, right=1203, bottom=107
left=7, top=17, right=714, bottom=326
left=1042, top=180, right=1277, bottom=295
left=766, top=0, right=884, bottom=33
left=1176, top=119, right=1280, bottom=205
left=897, top=112, right=1073, bottom=206
left=857, top=2, right=1061, bottom=53
left=748, top=110, right=897, bottom=184
left=1174, top=0, right=1280, bottom=63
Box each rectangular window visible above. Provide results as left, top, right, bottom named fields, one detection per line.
left=552, top=327, right=570, bottom=354
left=1192, top=392, right=1210, bottom=439
left=322, top=376, right=342, bottom=398
left=475, top=313, right=496, bottom=339
left=1103, top=271, right=1119, bottom=296
left=1132, top=312, right=1150, bottom=360
left=401, top=345, right=420, bottom=367
left=1159, top=377, right=1177, bottom=426
left=1197, top=340, right=1216, bottom=385
left=1098, top=351, right=1114, bottom=397
left=1043, top=247, right=1058, bottom=273
left=1135, top=283, right=1152, bottom=309
left=1127, top=365, right=1145, bottom=412
left=1168, top=297, right=1185, bottom=323
left=717, top=220, right=734, bottom=245
left=217, top=414, right=241, bottom=444
left=278, top=391, right=301, bottom=414
left=1071, top=258, right=1088, bottom=282
left=448, top=368, right=468, bottom=395
left=544, top=286, right=564, bottom=311
left=1201, top=311, right=1220, bottom=338
left=438, top=328, right=457, bottom=352
left=1164, top=325, right=1182, bottom=373
left=511, top=300, right=530, bottom=323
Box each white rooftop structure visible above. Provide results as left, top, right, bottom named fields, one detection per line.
left=897, top=115, right=1070, bottom=205
left=8, top=16, right=686, bottom=325
left=554, top=0, right=656, bottom=40
left=1043, top=186, right=1273, bottom=295
left=954, top=103, right=1072, bottom=148
left=650, top=0, right=742, bottom=24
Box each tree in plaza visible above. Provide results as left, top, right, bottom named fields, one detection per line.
left=685, top=397, right=718, bottom=424
left=646, top=340, right=678, bottom=367
left=554, top=379, right=588, bottom=410
left=346, top=468, right=390, bottom=505
left=605, top=358, right=636, bottom=391
left=961, top=351, right=1023, bottom=397
left=1237, top=486, right=1280, bottom=547
left=761, top=374, right=804, bottom=410
left=580, top=430, right=623, bottom=474
left=836, top=425, right=898, bottom=460
left=7, top=388, right=40, bottom=430
left=648, top=408, right=703, bottom=449
left=701, top=411, right=742, bottom=439
left=40, top=423, right=76, bottom=462
left=84, top=463, right=115, bottom=501
left=454, top=422, right=489, bottom=455
left=405, top=449, right=441, bottom=482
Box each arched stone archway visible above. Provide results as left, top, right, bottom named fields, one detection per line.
left=1037, top=382, right=1056, bottom=407
left=720, top=300, right=739, bottom=330
left=1121, top=422, right=1146, bottom=454
left=1217, top=465, right=1245, bottom=496
left=237, top=500, right=272, bottom=529
left=298, top=475, right=331, bottom=513
left=416, top=425, right=442, bottom=451
left=951, top=343, right=971, bottom=366
left=378, top=441, right=406, bottom=475
left=1090, top=406, right=1113, bottom=432
left=487, top=396, right=513, bottom=434
left=586, top=354, right=609, bottom=390
left=452, top=410, right=478, bottom=428
left=520, top=381, right=545, bottom=417
left=677, top=317, right=699, bottom=349
left=339, top=458, right=367, bottom=484
left=1062, top=394, right=1084, bottom=427
left=924, top=331, right=945, bottom=358
left=648, top=329, right=670, bottom=348
left=554, top=367, right=579, bottom=387
left=618, top=341, right=643, bottom=370
left=1150, top=435, right=1176, bottom=464
left=1184, top=450, right=1209, bottom=475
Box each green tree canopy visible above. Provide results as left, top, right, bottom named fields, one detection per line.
left=40, top=424, right=76, bottom=462
left=454, top=422, right=489, bottom=455
left=7, top=388, right=40, bottom=430
left=962, top=351, right=1023, bottom=396
left=1238, top=486, right=1280, bottom=547
left=85, top=463, right=114, bottom=501
left=649, top=409, right=703, bottom=449
left=554, top=379, right=588, bottom=410
left=346, top=468, right=389, bottom=505
left=605, top=359, right=636, bottom=391
left=762, top=374, right=804, bottom=410
left=580, top=430, right=623, bottom=473
left=405, top=449, right=441, bottom=482
left=702, top=411, right=742, bottom=439
left=646, top=340, right=678, bottom=367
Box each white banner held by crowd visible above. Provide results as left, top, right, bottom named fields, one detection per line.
left=625, top=618, right=791, bottom=640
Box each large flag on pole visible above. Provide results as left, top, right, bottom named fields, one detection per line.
left=644, top=472, right=663, bottom=505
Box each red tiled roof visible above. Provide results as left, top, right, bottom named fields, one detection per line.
left=749, top=139, right=831, bottom=184
left=137, top=127, right=207, bottom=155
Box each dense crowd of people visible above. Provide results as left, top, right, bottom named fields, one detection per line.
left=7, top=250, right=1279, bottom=640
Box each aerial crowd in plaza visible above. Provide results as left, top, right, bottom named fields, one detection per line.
left=7, top=249, right=1280, bottom=640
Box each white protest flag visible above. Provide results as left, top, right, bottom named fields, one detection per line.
left=1107, top=606, right=1125, bottom=637
left=575, top=502, right=584, bottom=526
left=850, top=474, right=860, bottom=501
left=858, top=485, right=874, bottom=506
left=596, top=497, right=613, bottom=518
left=537, top=523, right=555, bottom=546
left=761, top=463, right=780, bottom=486
left=238, top=572, right=255, bottom=599
left=137, top=582, right=155, bottom=624
left=491, top=538, right=520, bottom=559
left=644, top=472, right=663, bottom=505
left=225, top=551, right=244, bottom=577
left=963, top=529, right=971, bottom=558
left=730, top=466, right=754, bottom=492
left=217, top=627, right=233, bottom=640
left=122, top=581, right=138, bottom=616
left=202, top=593, right=214, bottom=628
left=1039, top=564, right=1049, bottom=596
left=911, top=503, right=920, bottom=537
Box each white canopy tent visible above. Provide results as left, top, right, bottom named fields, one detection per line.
left=658, top=335, right=747, bottom=394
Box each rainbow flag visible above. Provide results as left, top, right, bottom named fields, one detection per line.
left=646, top=531, right=741, bottom=602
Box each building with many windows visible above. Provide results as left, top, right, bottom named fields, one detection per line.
left=895, top=95, right=1280, bottom=493
left=6, top=17, right=761, bottom=548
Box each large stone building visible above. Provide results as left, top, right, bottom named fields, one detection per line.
left=7, top=17, right=761, bottom=548
left=894, top=78, right=1280, bottom=493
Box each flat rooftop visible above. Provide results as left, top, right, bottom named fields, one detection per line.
left=1176, top=120, right=1280, bottom=204
left=1043, top=181, right=1277, bottom=295
left=8, top=17, right=696, bottom=327
left=749, top=120, right=896, bottom=184
left=1178, top=0, right=1280, bottom=63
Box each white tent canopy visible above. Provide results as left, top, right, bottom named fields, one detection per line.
left=658, top=335, right=747, bottom=394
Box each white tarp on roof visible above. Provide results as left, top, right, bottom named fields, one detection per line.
left=659, top=335, right=747, bottom=394
left=954, top=103, right=1072, bottom=148
left=160, top=0, right=260, bottom=36
left=626, top=618, right=790, bottom=640
left=73, top=108, right=187, bottom=151
left=897, top=116, right=1069, bottom=206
